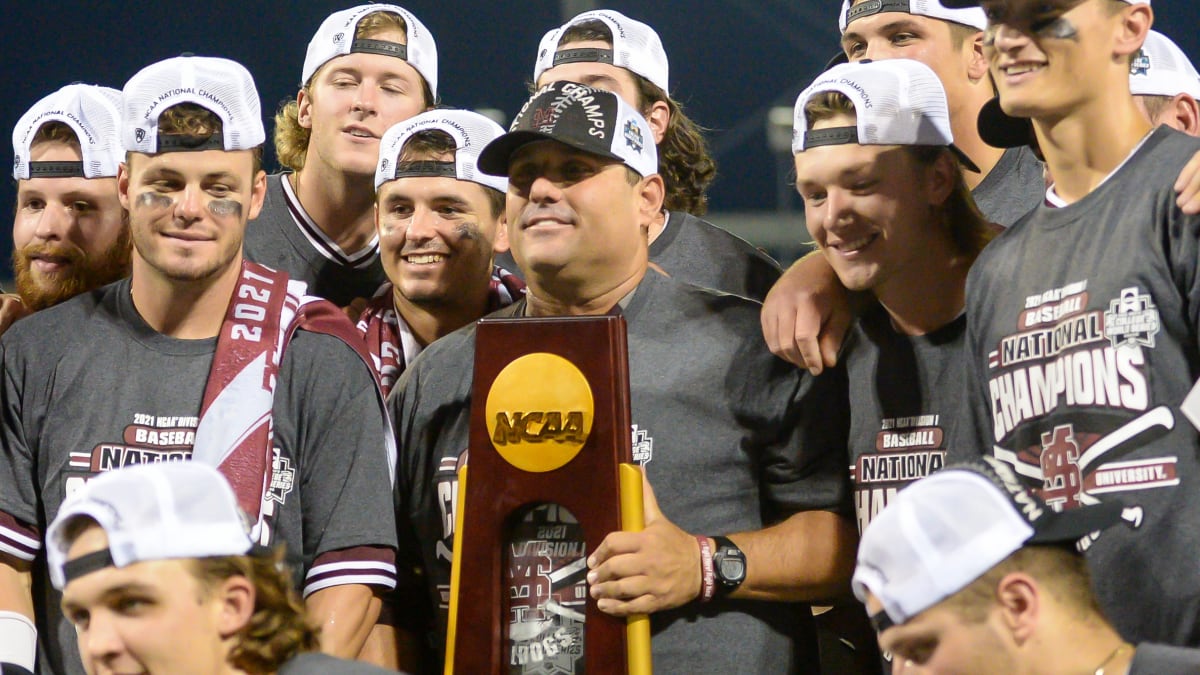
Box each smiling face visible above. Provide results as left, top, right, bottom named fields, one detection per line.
left=982, top=0, right=1138, bottom=119
left=119, top=147, right=264, bottom=286
left=60, top=525, right=238, bottom=675
left=13, top=139, right=130, bottom=310
left=794, top=113, right=947, bottom=295
left=376, top=158, right=504, bottom=310
left=298, top=29, right=430, bottom=178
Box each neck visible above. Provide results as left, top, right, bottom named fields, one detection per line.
left=129, top=255, right=242, bottom=339
left=526, top=265, right=647, bottom=317
left=950, top=94, right=1007, bottom=191
left=291, top=163, right=377, bottom=253
left=393, top=281, right=491, bottom=347
left=1031, top=621, right=1130, bottom=675
left=874, top=237, right=971, bottom=336
left=1036, top=91, right=1153, bottom=204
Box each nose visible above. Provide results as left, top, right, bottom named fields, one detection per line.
left=33, top=202, right=71, bottom=241
left=862, top=40, right=892, bottom=62
left=176, top=184, right=205, bottom=222
left=352, top=83, right=378, bottom=115
left=79, top=614, right=124, bottom=663
left=988, top=22, right=1030, bottom=52
left=527, top=175, right=563, bottom=206
left=822, top=188, right=853, bottom=231
left=405, top=205, right=439, bottom=243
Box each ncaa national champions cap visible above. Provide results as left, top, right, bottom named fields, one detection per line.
left=533, top=9, right=670, bottom=93
left=478, top=81, right=658, bottom=178
left=793, top=59, right=981, bottom=172
left=46, top=462, right=255, bottom=590
left=375, top=109, right=508, bottom=192
left=12, top=84, right=123, bottom=180
left=839, top=0, right=987, bottom=33
left=121, top=55, right=265, bottom=155
left=852, top=457, right=1125, bottom=630
left=1130, top=30, right=1200, bottom=98
left=301, top=4, right=438, bottom=98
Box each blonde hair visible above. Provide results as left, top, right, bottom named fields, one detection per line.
left=274, top=10, right=434, bottom=171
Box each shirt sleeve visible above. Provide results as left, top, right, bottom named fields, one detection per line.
left=281, top=331, right=398, bottom=596
left=0, top=342, right=40, bottom=563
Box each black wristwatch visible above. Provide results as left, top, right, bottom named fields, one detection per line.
left=710, top=536, right=746, bottom=597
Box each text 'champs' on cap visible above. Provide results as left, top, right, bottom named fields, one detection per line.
left=477, top=81, right=658, bottom=179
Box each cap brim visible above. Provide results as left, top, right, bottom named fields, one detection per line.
left=950, top=145, right=982, bottom=173
left=978, top=96, right=1035, bottom=149
left=1027, top=499, right=1125, bottom=544
left=477, top=130, right=624, bottom=177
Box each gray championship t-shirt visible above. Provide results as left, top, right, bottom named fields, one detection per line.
left=245, top=173, right=388, bottom=306
left=0, top=279, right=398, bottom=675
left=1129, top=642, right=1200, bottom=675
left=842, top=306, right=976, bottom=533
left=496, top=211, right=782, bottom=301
left=965, top=126, right=1200, bottom=647
left=392, top=271, right=850, bottom=674
left=971, top=146, right=1044, bottom=228
left=280, top=652, right=407, bottom=674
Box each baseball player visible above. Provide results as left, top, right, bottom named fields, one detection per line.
left=358, top=109, right=523, bottom=395
left=48, top=462, right=400, bottom=675
left=945, top=0, right=1200, bottom=649
left=856, top=457, right=1200, bottom=674
left=393, top=81, right=855, bottom=674
left=6, top=84, right=130, bottom=335
left=0, top=56, right=397, bottom=673
left=503, top=9, right=782, bottom=301
left=246, top=4, right=437, bottom=307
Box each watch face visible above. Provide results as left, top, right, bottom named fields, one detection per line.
left=717, top=556, right=746, bottom=584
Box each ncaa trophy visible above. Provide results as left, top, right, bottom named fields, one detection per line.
left=444, top=315, right=651, bottom=674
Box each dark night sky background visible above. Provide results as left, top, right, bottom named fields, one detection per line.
left=2, top=1, right=1198, bottom=267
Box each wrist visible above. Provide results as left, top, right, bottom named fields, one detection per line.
left=710, top=535, right=747, bottom=599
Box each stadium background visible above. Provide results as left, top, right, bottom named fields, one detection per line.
left=2, top=0, right=1197, bottom=276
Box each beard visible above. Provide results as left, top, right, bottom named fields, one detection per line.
left=12, top=225, right=133, bottom=311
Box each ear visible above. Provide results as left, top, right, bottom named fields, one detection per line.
left=925, top=151, right=958, bottom=207
left=493, top=212, right=510, bottom=254
left=1113, top=4, right=1152, bottom=60
left=993, top=572, right=1040, bottom=645
left=246, top=169, right=268, bottom=222
left=644, top=100, right=671, bottom=146
left=1170, top=94, right=1200, bottom=136
left=117, top=162, right=132, bottom=210
left=296, top=88, right=313, bottom=130
left=214, top=575, right=256, bottom=638
left=965, top=31, right=989, bottom=83
left=638, top=174, right=666, bottom=229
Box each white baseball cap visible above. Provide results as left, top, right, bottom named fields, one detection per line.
left=122, top=55, right=265, bottom=155
left=301, top=4, right=438, bottom=98
left=375, top=109, right=508, bottom=193
left=793, top=59, right=980, bottom=172
left=852, top=457, right=1124, bottom=630
left=12, top=84, right=123, bottom=180
left=46, top=462, right=255, bottom=591
left=1130, top=30, right=1200, bottom=99
left=940, top=0, right=1146, bottom=7
left=533, top=10, right=670, bottom=93
left=478, top=81, right=658, bottom=178
left=840, top=0, right=986, bottom=33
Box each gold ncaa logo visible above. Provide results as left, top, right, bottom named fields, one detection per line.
left=485, top=352, right=594, bottom=472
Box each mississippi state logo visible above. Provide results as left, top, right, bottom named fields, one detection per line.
left=134, top=128, right=146, bottom=143
left=1040, top=425, right=1084, bottom=510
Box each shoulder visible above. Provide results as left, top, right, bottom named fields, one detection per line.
left=279, top=652, right=405, bottom=675
left=641, top=272, right=764, bottom=325
left=668, top=212, right=780, bottom=267
left=2, top=283, right=116, bottom=355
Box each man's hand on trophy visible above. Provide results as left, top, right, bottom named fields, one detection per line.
left=585, top=473, right=702, bottom=616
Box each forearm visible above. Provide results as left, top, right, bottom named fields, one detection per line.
left=720, top=510, right=858, bottom=603
left=306, top=584, right=382, bottom=658
left=0, top=558, right=33, bottom=620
